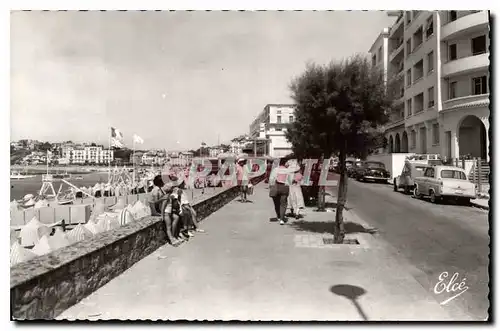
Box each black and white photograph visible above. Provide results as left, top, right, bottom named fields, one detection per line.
left=8, top=4, right=493, bottom=322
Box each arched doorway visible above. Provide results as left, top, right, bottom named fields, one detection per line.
left=395, top=133, right=401, bottom=153
left=402, top=131, right=409, bottom=152
left=458, top=115, right=487, bottom=159
left=389, top=135, right=394, bottom=153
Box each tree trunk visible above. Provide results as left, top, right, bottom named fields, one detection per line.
left=334, top=150, right=347, bottom=243
left=317, top=153, right=326, bottom=211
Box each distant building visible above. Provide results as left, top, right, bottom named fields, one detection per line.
left=169, top=151, right=193, bottom=167
left=141, top=151, right=166, bottom=166
left=208, top=146, right=224, bottom=158
left=62, top=144, right=114, bottom=164
left=249, top=104, right=295, bottom=158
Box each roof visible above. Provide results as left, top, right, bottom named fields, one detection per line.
left=369, top=27, right=390, bottom=53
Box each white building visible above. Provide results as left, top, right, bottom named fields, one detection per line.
left=62, top=144, right=114, bottom=164
left=168, top=151, right=193, bottom=167
left=249, top=104, right=295, bottom=158
left=371, top=10, right=489, bottom=161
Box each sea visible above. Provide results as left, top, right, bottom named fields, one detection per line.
left=10, top=172, right=111, bottom=200
left=10, top=171, right=217, bottom=202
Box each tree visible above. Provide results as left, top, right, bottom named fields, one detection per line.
left=286, top=55, right=392, bottom=243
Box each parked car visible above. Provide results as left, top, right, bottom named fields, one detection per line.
left=413, top=165, right=476, bottom=205
left=354, top=161, right=391, bottom=183
left=348, top=161, right=364, bottom=178
left=393, top=160, right=428, bottom=194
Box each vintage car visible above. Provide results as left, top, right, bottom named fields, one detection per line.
left=393, top=160, right=428, bottom=194
left=413, top=165, right=476, bottom=204
left=354, top=161, right=391, bottom=183
left=348, top=161, right=364, bottom=178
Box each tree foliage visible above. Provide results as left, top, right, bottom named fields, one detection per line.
left=287, top=54, right=391, bottom=160
left=286, top=54, right=394, bottom=242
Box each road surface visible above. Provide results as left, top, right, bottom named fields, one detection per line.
left=330, top=178, right=489, bottom=320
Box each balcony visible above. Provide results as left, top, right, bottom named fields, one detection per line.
left=441, top=11, right=489, bottom=41
left=389, top=40, right=404, bottom=63
left=441, top=94, right=490, bottom=111
left=441, top=53, right=489, bottom=78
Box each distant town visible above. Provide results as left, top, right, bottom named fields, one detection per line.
left=10, top=104, right=296, bottom=167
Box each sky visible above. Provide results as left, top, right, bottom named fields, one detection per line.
left=10, top=10, right=396, bottom=151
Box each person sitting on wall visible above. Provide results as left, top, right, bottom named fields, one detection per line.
left=161, top=187, right=185, bottom=246
left=148, top=175, right=170, bottom=216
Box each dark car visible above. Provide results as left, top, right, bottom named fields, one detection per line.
left=348, top=161, right=363, bottom=178
left=355, top=161, right=391, bottom=183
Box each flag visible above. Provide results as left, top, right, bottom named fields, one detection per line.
left=133, top=134, right=144, bottom=144
left=111, top=127, right=124, bottom=148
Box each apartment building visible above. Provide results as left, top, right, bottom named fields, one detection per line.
left=249, top=104, right=295, bottom=158
left=61, top=144, right=114, bottom=164
left=372, top=10, right=489, bottom=161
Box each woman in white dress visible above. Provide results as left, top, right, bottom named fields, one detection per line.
left=287, top=164, right=305, bottom=219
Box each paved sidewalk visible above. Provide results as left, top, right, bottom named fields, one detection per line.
left=58, top=183, right=460, bottom=321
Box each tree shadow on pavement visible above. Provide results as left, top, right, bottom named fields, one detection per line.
left=324, top=202, right=351, bottom=211
left=330, top=284, right=368, bottom=321
left=289, top=220, right=377, bottom=235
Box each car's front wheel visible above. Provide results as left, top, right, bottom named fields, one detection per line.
left=430, top=190, right=439, bottom=204
left=413, top=186, right=421, bottom=199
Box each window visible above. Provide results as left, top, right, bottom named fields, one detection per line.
left=411, top=130, right=417, bottom=148
left=449, top=81, right=457, bottom=99
left=427, top=51, right=434, bottom=73
left=472, top=35, right=487, bottom=55
left=372, top=54, right=376, bottom=66
left=407, top=99, right=412, bottom=116
left=449, top=11, right=457, bottom=22
left=441, top=170, right=467, bottom=180
left=432, top=123, right=439, bottom=145
left=415, top=93, right=424, bottom=113
left=277, top=115, right=282, bottom=123
left=428, top=86, right=435, bottom=107
left=472, top=76, right=487, bottom=95
left=406, top=69, right=412, bottom=86
left=289, top=115, right=294, bottom=122
left=276, top=127, right=282, bottom=131
left=426, top=16, right=434, bottom=38
left=449, top=44, right=457, bottom=60
left=378, top=47, right=382, bottom=62
left=413, top=27, right=423, bottom=50
left=414, top=60, right=424, bottom=81
left=406, top=39, right=411, bottom=57
left=424, top=167, right=435, bottom=178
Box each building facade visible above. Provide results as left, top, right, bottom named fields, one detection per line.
left=61, top=144, right=114, bottom=164
left=249, top=104, right=295, bottom=158
left=372, top=10, right=489, bottom=161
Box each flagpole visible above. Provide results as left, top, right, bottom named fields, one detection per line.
left=133, top=139, right=136, bottom=184
left=108, top=126, right=111, bottom=183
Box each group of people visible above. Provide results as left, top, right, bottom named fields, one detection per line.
left=268, top=158, right=308, bottom=225
left=148, top=174, right=204, bottom=246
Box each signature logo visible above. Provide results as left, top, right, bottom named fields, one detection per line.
left=433, top=272, right=469, bottom=305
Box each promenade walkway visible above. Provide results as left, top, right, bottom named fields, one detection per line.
left=58, top=183, right=460, bottom=321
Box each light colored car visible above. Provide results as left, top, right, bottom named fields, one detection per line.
left=413, top=165, right=476, bottom=205
left=393, top=160, right=427, bottom=194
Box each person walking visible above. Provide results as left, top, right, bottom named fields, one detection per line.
left=287, top=163, right=305, bottom=219
left=236, top=158, right=249, bottom=202
left=269, top=158, right=291, bottom=225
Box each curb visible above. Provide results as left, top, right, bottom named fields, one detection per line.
left=471, top=201, right=489, bottom=210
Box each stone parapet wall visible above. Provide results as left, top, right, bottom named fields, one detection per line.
left=11, top=175, right=264, bottom=320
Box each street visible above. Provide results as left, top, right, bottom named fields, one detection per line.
left=333, top=178, right=489, bottom=320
